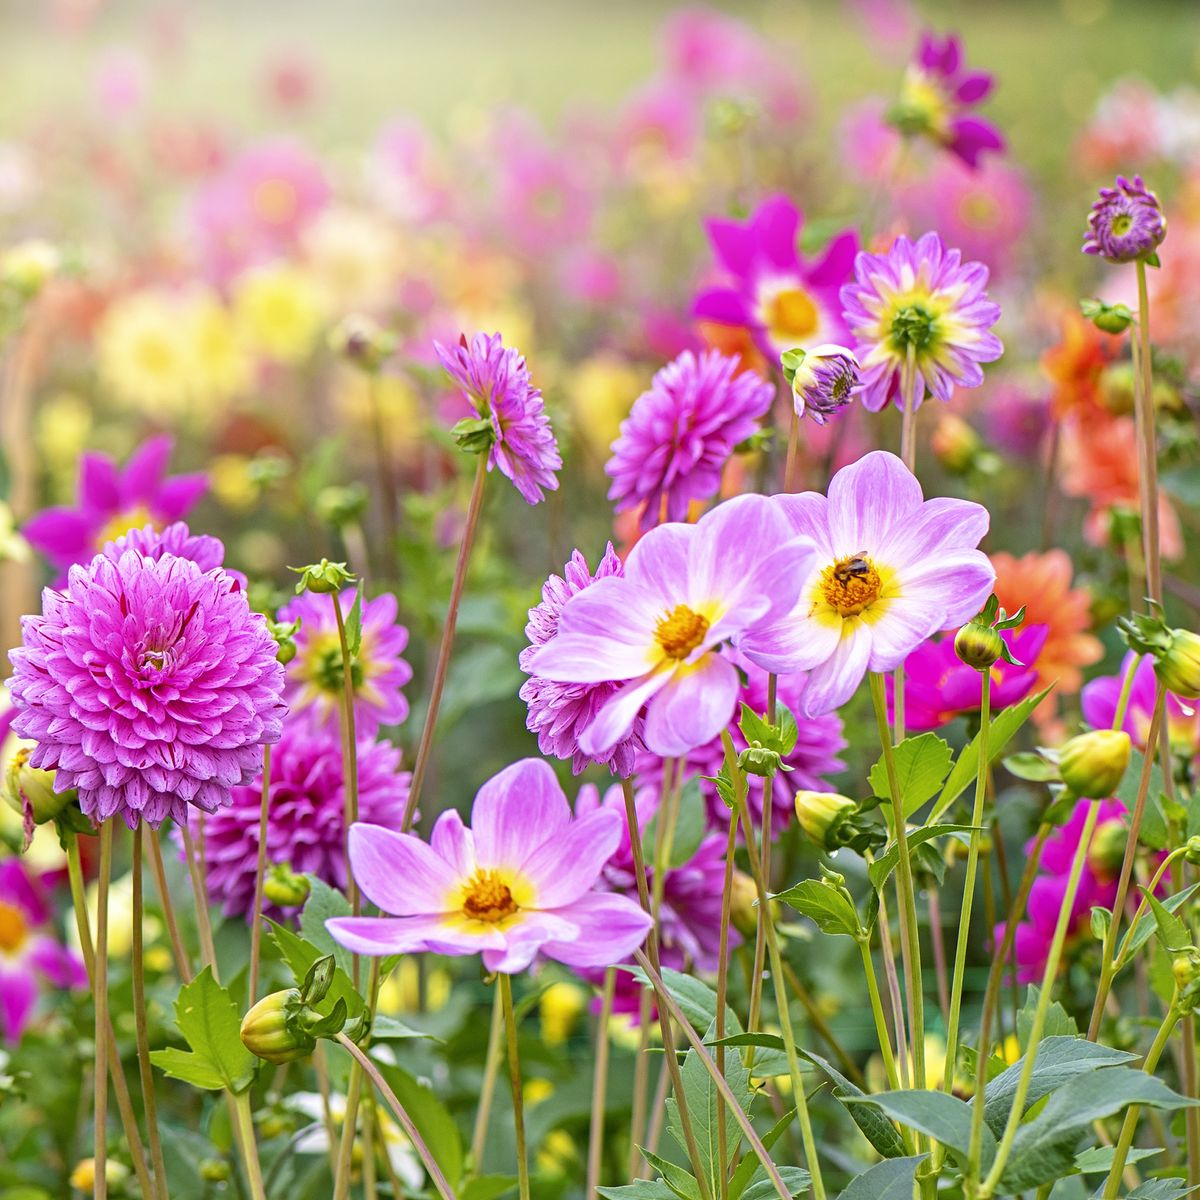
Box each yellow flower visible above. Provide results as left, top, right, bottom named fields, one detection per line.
left=35, top=392, right=92, bottom=473
left=568, top=354, right=644, bottom=462
left=69, top=1157, right=129, bottom=1192
left=524, top=1077, right=555, bottom=1105
left=539, top=980, right=587, bottom=1046
left=97, top=289, right=193, bottom=414
left=70, top=871, right=161, bottom=962
left=233, top=263, right=326, bottom=364
left=183, top=290, right=250, bottom=406
left=303, top=206, right=404, bottom=312
left=376, top=957, right=452, bottom=1014
left=536, top=1129, right=577, bottom=1175
left=210, top=454, right=261, bottom=512
left=0, top=502, right=29, bottom=563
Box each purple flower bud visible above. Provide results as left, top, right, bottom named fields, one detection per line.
left=781, top=344, right=859, bottom=425
left=1083, top=175, right=1167, bottom=264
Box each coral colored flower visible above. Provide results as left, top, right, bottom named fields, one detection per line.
left=841, top=231, right=1003, bottom=412
left=519, top=545, right=644, bottom=778
left=195, top=717, right=409, bottom=920
left=741, top=451, right=994, bottom=717
left=892, top=30, right=1005, bottom=169
left=638, top=651, right=846, bottom=835
left=1082, top=651, right=1200, bottom=760
left=1084, top=175, right=1167, bottom=264
left=23, top=436, right=207, bottom=577
left=606, top=350, right=774, bottom=530
left=279, top=588, right=411, bottom=737
left=1040, top=309, right=1125, bottom=421
left=8, top=549, right=286, bottom=828
left=327, top=758, right=653, bottom=974
left=529, top=496, right=816, bottom=757
left=435, top=332, right=561, bottom=505
left=888, top=625, right=1049, bottom=732
left=693, top=195, right=858, bottom=360
left=0, top=859, right=87, bottom=1042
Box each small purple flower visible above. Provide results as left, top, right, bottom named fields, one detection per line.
left=278, top=588, right=412, bottom=737
left=22, top=436, right=207, bottom=578
left=841, top=231, right=1003, bottom=412
left=195, top=716, right=409, bottom=921
left=740, top=451, right=995, bottom=716
left=693, top=195, right=859, bottom=360
left=519, top=544, right=644, bottom=777
left=893, top=31, right=1005, bottom=170
left=528, top=495, right=817, bottom=757
left=606, top=350, right=774, bottom=530
left=8, top=549, right=286, bottom=828
left=327, top=758, right=653, bottom=974
left=1083, top=175, right=1167, bottom=264
left=434, top=332, right=561, bottom=505
left=781, top=344, right=859, bottom=425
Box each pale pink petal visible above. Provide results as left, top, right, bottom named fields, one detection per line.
left=346, top=823, right=459, bottom=916
left=643, top=652, right=739, bottom=756
left=327, top=913, right=504, bottom=957
left=520, top=808, right=622, bottom=906
left=623, top=522, right=694, bottom=599
left=799, top=622, right=873, bottom=716
left=430, top=810, right=476, bottom=879
left=539, top=893, right=654, bottom=969
left=739, top=605, right=841, bottom=674
left=482, top=911, right=581, bottom=974
left=883, top=497, right=990, bottom=571
left=773, top=491, right=835, bottom=559
left=472, top=758, right=570, bottom=869
left=898, top=552, right=996, bottom=628
left=827, top=451, right=923, bottom=557
left=580, top=669, right=672, bottom=756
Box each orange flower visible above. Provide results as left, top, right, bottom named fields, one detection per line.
left=1041, top=310, right=1124, bottom=421
left=991, top=548, right=1103, bottom=721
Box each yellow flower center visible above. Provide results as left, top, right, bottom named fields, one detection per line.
left=462, top=869, right=520, bottom=924
left=95, top=505, right=156, bottom=550
left=655, top=604, right=709, bottom=660
left=820, top=555, right=882, bottom=616
left=253, top=178, right=298, bottom=225
left=0, top=900, right=28, bottom=954
left=764, top=287, right=820, bottom=344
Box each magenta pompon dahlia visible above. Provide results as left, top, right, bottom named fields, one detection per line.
left=693, top=195, right=859, bottom=360
left=106, top=521, right=227, bottom=572
left=892, top=30, right=1005, bottom=170
left=195, top=715, right=409, bottom=921
left=840, top=231, right=1003, bottom=413
left=326, top=758, right=653, bottom=974
left=781, top=344, right=860, bottom=425
left=519, top=544, right=644, bottom=777
left=528, top=495, right=817, bottom=757
left=434, top=331, right=561, bottom=505
left=1083, top=175, right=1167, bottom=264
left=22, top=435, right=207, bottom=578
left=278, top=587, right=411, bottom=737
left=606, top=349, right=774, bottom=530
left=8, top=548, right=286, bottom=828
left=739, top=451, right=995, bottom=717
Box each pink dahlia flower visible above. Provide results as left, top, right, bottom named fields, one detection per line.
left=23, top=436, right=207, bottom=577
left=694, top=195, right=859, bottom=360
left=519, top=544, right=644, bottom=778
left=195, top=716, right=409, bottom=921
left=8, top=549, right=286, bottom=828
left=528, top=495, right=817, bottom=757
left=840, top=231, right=1003, bottom=412
left=606, top=350, right=774, bottom=530
left=741, top=451, right=995, bottom=716
left=327, top=758, right=653, bottom=974
left=278, top=588, right=411, bottom=737
left=435, top=332, right=561, bottom=505
left=1083, top=174, right=1167, bottom=264
left=0, top=859, right=87, bottom=1042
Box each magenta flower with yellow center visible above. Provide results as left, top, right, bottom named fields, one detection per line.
left=740, top=451, right=995, bottom=716
left=326, top=758, right=652, bottom=974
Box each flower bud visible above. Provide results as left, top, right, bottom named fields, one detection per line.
left=328, top=314, right=396, bottom=373
left=3, top=747, right=73, bottom=824
left=290, top=559, right=355, bottom=595
left=263, top=863, right=311, bottom=909
left=200, top=1158, right=232, bottom=1182
left=1157, top=629, right=1200, bottom=699
left=1172, top=950, right=1200, bottom=991
left=1080, top=298, right=1134, bottom=335
left=314, top=483, right=369, bottom=529
left=730, top=870, right=760, bottom=939
left=240, top=988, right=313, bottom=1064
left=1185, top=835, right=1200, bottom=866
left=794, top=790, right=856, bottom=849
left=1087, top=818, right=1128, bottom=881
left=931, top=413, right=981, bottom=475
left=954, top=620, right=1005, bottom=671
left=2, top=239, right=60, bottom=299
left=1058, top=729, right=1132, bottom=799
left=69, top=1158, right=130, bottom=1191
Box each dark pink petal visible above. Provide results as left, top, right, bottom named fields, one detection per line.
left=120, top=435, right=173, bottom=503
left=79, top=452, right=121, bottom=512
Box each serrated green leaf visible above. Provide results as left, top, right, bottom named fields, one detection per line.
left=869, top=732, right=953, bottom=818
left=458, top=1177, right=518, bottom=1200
left=597, top=1185, right=678, bottom=1200
left=345, top=586, right=363, bottom=656
left=799, top=1050, right=907, bottom=1160
left=1074, top=1143, right=1162, bottom=1173
left=773, top=879, right=860, bottom=937
left=300, top=877, right=353, bottom=977
left=1016, top=985, right=1078, bottom=1048
left=1122, top=1181, right=1200, bottom=1198
left=269, top=920, right=366, bottom=1020
left=1145, top=889, right=1192, bottom=953
left=148, top=1046, right=226, bottom=1091
left=867, top=825, right=975, bottom=891
left=164, top=966, right=256, bottom=1093
left=727, top=1108, right=796, bottom=1200
left=1118, top=883, right=1200, bottom=967
left=741, top=1166, right=810, bottom=1199
left=639, top=1148, right=701, bottom=1199
left=845, top=1089, right=993, bottom=1166
left=1003, top=751, right=1061, bottom=782
left=1119, top=750, right=1169, bottom=850
left=629, top=965, right=739, bottom=1035
left=838, top=1155, right=927, bottom=1200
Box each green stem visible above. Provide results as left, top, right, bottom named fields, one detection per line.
left=586, top=968, right=616, bottom=1197
left=470, top=984, right=504, bottom=1171
left=943, top=672, right=991, bottom=1094
left=858, top=936, right=902, bottom=1093
left=331, top=593, right=361, bottom=964
left=715, top=813, right=738, bottom=1200
left=1135, top=259, right=1162, bottom=605
left=978, top=801, right=1102, bottom=1198
left=1113, top=847, right=1188, bottom=975
left=248, top=744, right=272, bottom=1003
left=180, top=821, right=218, bottom=971
left=333, top=958, right=383, bottom=1200
left=780, top=960, right=866, bottom=1088
left=499, top=974, right=530, bottom=1200
left=146, top=831, right=191, bottom=982
left=783, top=410, right=801, bottom=493
left=231, top=1090, right=268, bottom=1200
left=94, top=821, right=113, bottom=1200
left=1112, top=652, right=1143, bottom=732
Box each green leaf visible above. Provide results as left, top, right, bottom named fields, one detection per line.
left=845, top=1089, right=993, bottom=1166
left=999, top=1066, right=1199, bottom=1191
left=838, top=1156, right=927, bottom=1200
left=773, top=879, right=860, bottom=937
left=375, top=1058, right=464, bottom=1186
left=868, top=732, right=953, bottom=818
left=1003, top=751, right=1061, bottom=782
left=1145, top=889, right=1192, bottom=953
left=597, top=1185, right=679, bottom=1200
left=1118, top=884, right=1200, bottom=966
left=799, top=1050, right=907, bottom=1160
left=300, top=877, right=354, bottom=978
left=932, top=684, right=1054, bottom=821
left=1074, top=1144, right=1162, bottom=1173
left=704, top=1032, right=795, bottom=1079
left=269, top=920, right=366, bottom=1020
left=867, top=825, right=976, bottom=891
left=152, top=966, right=255, bottom=1093
left=1016, top=985, right=1078, bottom=1048
left=459, top=1177, right=518, bottom=1200
left=727, top=1108, right=796, bottom=1200
left=1123, top=1182, right=1200, bottom=1199
left=148, top=1046, right=226, bottom=1091
left=345, top=586, right=363, bottom=656
left=1119, top=751, right=1169, bottom=850
left=639, top=1148, right=701, bottom=1200
left=630, top=966, right=738, bottom=1035
left=740, top=1166, right=810, bottom=1198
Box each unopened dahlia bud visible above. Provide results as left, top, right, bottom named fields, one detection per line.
left=954, top=620, right=1004, bottom=671
left=1059, top=729, right=1132, bottom=799
left=1185, top=835, right=1200, bottom=866
left=200, top=1158, right=232, bottom=1182
left=1157, top=629, right=1200, bottom=698
left=290, top=559, right=355, bottom=595
left=1083, top=175, right=1167, bottom=264
left=1087, top=818, right=1128, bottom=881
left=3, top=747, right=73, bottom=824
left=329, top=313, right=396, bottom=372
left=1080, top=298, right=1134, bottom=335
left=240, top=988, right=313, bottom=1064
left=69, top=1158, right=130, bottom=1191
left=1172, top=949, right=1200, bottom=991
left=781, top=345, right=859, bottom=425
left=794, top=790, right=856, bottom=848
left=263, top=863, right=311, bottom=908
left=730, top=870, right=760, bottom=939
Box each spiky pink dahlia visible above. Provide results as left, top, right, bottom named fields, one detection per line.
left=8, top=549, right=286, bottom=828
left=1083, top=175, right=1167, bottom=264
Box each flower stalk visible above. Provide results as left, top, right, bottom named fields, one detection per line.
left=499, top=973, right=531, bottom=1200
left=248, top=743, right=272, bottom=1003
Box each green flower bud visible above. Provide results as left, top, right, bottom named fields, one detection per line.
left=289, top=559, right=355, bottom=595
left=1157, top=628, right=1200, bottom=699
left=199, top=1158, right=232, bottom=1182
left=954, top=621, right=1005, bottom=671
left=729, top=870, right=759, bottom=939
left=1172, top=949, right=1200, bottom=992
left=275, top=638, right=297, bottom=665
left=738, top=746, right=781, bottom=777
left=1080, top=297, right=1134, bottom=335
left=1087, top=818, right=1128, bottom=881
left=794, top=790, right=856, bottom=849
left=1058, top=729, right=1132, bottom=799
left=1184, top=835, right=1200, bottom=866
left=3, top=747, right=73, bottom=825
left=240, top=989, right=314, bottom=1064
left=263, top=863, right=311, bottom=909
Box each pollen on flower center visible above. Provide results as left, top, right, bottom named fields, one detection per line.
left=655, top=604, right=709, bottom=660
left=820, top=555, right=883, bottom=617
left=0, top=900, right=27, bottom=954
left=889, top=303, right=938, bottom=352
left=765, top=287, right=819, bottom=340
left=96, top=505, right=156, bottom=550
left=462, top=869, right=519, bottom=923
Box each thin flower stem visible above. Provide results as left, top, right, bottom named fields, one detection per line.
left=313, top=1044, right=340, bottom=1176
left=780, top=961, right=866, bottom=1088
left=146, top=831, right=191, bottom=983
left=180, top=822, right=219, bottom=971
left=857, top=936, right=902, bottom=1093
left=872, top=877, right=911, bottom=1087
left=977, top=800, right=1102, bottom=1198
left=231, top=1090, right=268, bottom=1200
left=248, top=744, right=272, bottom=1003
left=783, top=409, right=802, bottom=493
left=402, top=453, right=488, bottom=833
left=499, top=973, right=531, bottom=1200
left=943, top=672, right=991, bottom=1094
left=1113, top=847, right=1187, bottom=975
left=1180, top=1011, right=1200, bottom=1188
left=1112, top=652, right=1143, bottom=732
left=333, top=958, right=383, bottom=1200
left=1102, top=996, right=1182, bottom=1198
left=928, top=888, right=951, bottom=1025
left=94, top=821, right=113, bottom=1200
left=628, top=988, right=652, bottom=1177
left=715, top=815, right=738, bottom=1200
left=65, top=836, right=155, bottom=1200
left=586, top=968, right=617, bottom=1197
left=131, top=826, right=170, bottom=1200
left=1088, top=683, right=1165, bottom=1041
left=331, top=594, right=362, bottom=990
left=470, top=984, right=505, bottom=1171
left=1135, top=259, right=1162, bottom=605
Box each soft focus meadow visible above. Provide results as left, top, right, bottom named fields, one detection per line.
left=5, top=2, right=1200, bottom=1198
